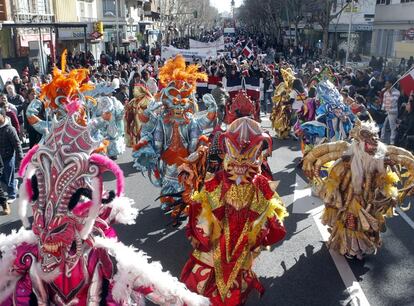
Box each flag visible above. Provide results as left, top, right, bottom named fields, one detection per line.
left=242, top=45, right=254, bottom=59
left=223, top=76, right=242, bottom=99
left=208, top=76, right=222, bottom=90
left=196, top=80, right=209, bottom=98
left=398, top=67, right=414, bottom=97
left=244, top=77, right=262, bottom=101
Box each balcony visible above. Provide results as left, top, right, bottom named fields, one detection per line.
left=143, top=0, right=160, bottom=19
left=14, top=12, right=54, bottom=23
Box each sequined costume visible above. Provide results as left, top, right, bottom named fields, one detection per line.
left=91, top=95, right=126, bottom=158
left=296, top=81, right=354, bottom=155
left=132, top=55, right=217, bottom=209
left=181, top=117, right=288, bottom=305
left=25, top=98, right=50, bottom=139
left=0, top=56, right=209, bottom=306
left=303, top=120, right=414, bottom=259
left=124, top=85, right=154, bottom=147
left=270, top=68, right=295, bottom=139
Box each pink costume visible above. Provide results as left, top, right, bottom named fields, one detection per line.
left=0, top=107, right=209, bottom=306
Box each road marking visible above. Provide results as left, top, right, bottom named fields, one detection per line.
left=293, top=172, right=370, bottom=305
left=292, top=174, right=322, bottom=213
left=396, top=207, right=414, bottom=230
left=311, top=207, right=370, bottom=306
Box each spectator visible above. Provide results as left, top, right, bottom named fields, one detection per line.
left=0, top=95, right=20, bottom=135
left=12, top=76, right=23, bottom=96
left=5, top=84, right=24, bottom=122
left=141, top=70, right=158, bottom=96
left=396, top=92, right=414, bottom=150
left=407, top=56, right=414, bottom=70
left=115, top=84, right=130, bottom=105
left=381, top=80, right=400, bottom=145
left=262, top=70, right=274, bottom=114
left=0, top=155, right=8, bottom=215
left=0, top=106, right=23, bottom=207
left=211, top=81, right=229, bottom=123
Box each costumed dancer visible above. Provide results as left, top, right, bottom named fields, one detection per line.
left=0, top=59, right=210, bottom=306
left=132, top=55, right=217, bottom=211
left=293, top=86, right=319, bottom=154
left=175, top=91, right=273, bottom=224
left=303, top=119, right=414, bottom=259
left=180, top=117, right=288, bottom=305
left=124, top=84, right=154, bottom=147
left=297, top=80, right=354, bottom=156
left=91, top=94, right=126, bottom=160
left=270, top=68, right=295, bottom=139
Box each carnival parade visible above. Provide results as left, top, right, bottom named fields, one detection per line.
left=1, top=0, right=414, bottom=305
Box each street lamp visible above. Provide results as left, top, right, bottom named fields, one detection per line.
left=345, top=0, right=358, bottom=65
left=104, top=0, right=120, bottom=53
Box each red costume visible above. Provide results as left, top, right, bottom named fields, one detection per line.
left=181, top=117, right=288, bottom=305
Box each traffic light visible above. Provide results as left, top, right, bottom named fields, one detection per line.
left=95, top=21, right=104, bottom=35
left=193, top=10, right=198, bottom=18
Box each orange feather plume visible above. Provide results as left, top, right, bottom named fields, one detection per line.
left=40, top=50, right=94, bottom=109
left=159, top=55, right=207, bottom=93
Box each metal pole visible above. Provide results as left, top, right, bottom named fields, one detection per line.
left=345, top=1, right=353, bottom=65
left=49, top=27, right=55, bottom=65
left=84, top=26, right=88, bottom=53
left=115, top=0, right=120, bottom=53
left=38, top=27, right=45, bottom=75
left=285, top=0, right=291, bottom=47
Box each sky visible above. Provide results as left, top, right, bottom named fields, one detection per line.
left=210, top=0, right=244, bottom=13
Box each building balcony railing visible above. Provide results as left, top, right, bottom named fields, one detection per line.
left=14, top=12, right=54, bottom=23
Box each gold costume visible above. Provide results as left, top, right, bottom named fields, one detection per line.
left=303, top=120, right=414, bottom=258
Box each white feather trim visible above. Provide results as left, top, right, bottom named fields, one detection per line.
left=0, top=228, right=37, bottom=303
left=18, top=164, right=36, bottom=228
left=108, top=197, right=138, bottom=225
left=81, top=177, right=101, bottom=239
left=94, top=237, right=210, bottom=306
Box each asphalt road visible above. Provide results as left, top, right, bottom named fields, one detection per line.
left=1, top=116, right=414, bottom=306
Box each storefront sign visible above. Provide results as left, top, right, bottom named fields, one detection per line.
left=58, top=24, right=93, bottom=41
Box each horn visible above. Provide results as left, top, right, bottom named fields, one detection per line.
left=90, top=154, right=124, bottom=197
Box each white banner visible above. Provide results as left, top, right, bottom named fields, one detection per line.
left=189, top=36, right=225, bottom=50
left=161, top=46, right=217, bottom=62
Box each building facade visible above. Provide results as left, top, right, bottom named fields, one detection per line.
left=1, top=0, right=55, bottom=72
left=329, top=0, right=376, bottom=56
left=371, top=0, right=414, bottom=59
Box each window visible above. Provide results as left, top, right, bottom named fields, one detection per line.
left=401, top=0, right=414, bottom=3
left=103, top=0, right=121, bottom=17
left=376, top=0, right=391, bottom=4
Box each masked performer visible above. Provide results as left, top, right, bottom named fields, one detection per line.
left=132, top=55, right=217, bottom=210
left=181, top=117, right=288, bottom=306
left=296, top=80, right=354, bottom=157
left=124, top=85, right=154, bottom=147
left=270, top=68, right=295, bottom=139
left=0, top=66, right=209, bottom=306
left=91, top=95, right=126, bottom=160
left=303, top=119, right=414, bottom=259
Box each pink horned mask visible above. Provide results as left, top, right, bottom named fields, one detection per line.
left=18, top=111, right=126, bottom=275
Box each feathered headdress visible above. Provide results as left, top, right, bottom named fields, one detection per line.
left=40, top=50, right=94, bottom=110
left=158, top=55, right=207, bottom=93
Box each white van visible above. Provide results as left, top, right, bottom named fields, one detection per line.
left=0, top=69, right=20, bottom=91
